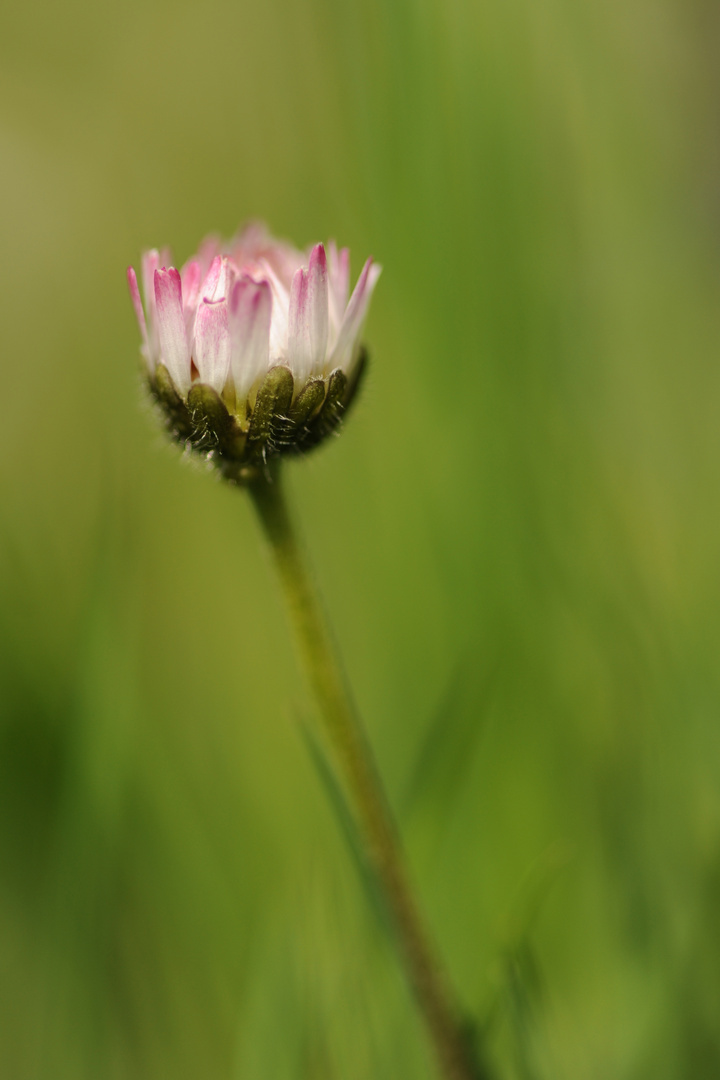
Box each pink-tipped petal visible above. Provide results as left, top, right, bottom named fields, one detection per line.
left=307, top=243, right=329, bottom=368
left=235, top=224, right=305, bottom=289
left=179, top=259, right=202, bottom=338
left=154, top=268, right=191, bottom=394
left=329, top=258, right=382, bottom=372
left=127, top=267, right=149, bottom=354
left=180, top=260, right=201, bottom=301
left=229, top=277, right=272, bottom=401
left=193, top=297, right=231, bottom=392
left=200, top=255, right=223, bottom=301
left=287, top=267, right=312, bottom=385
left=201, top=254, right=236, bottom=305
left=231, top=221, right=271, bottom=265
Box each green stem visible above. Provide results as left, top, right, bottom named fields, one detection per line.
left=248, top=467, right=480, bottom=1080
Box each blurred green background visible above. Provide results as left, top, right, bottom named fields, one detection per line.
left=2, top=0, right=720, bottom=1076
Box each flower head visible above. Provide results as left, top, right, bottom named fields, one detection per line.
left=127, top=223, right=381, bottom=483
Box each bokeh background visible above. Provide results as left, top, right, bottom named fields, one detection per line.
left=2, top=0, right=720, bottom=1076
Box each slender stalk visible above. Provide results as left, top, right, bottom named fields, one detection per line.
left=248, top=467, right=480, bottom=1080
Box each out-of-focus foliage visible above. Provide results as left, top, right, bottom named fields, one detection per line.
left=1, top=0, right=719, bottom=1076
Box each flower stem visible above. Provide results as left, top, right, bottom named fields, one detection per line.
left=248, top=467, right=481, bottom=1080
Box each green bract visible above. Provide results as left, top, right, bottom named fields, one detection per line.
left=149, top=350, right=367, bottom=484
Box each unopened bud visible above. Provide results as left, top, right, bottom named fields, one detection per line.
left=127, top=224, right=380, bottom=483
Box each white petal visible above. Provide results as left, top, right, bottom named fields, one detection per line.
left=154, top=268, right=191, bottom=393
left=229, top=277, right=272, bottom=402
left=200, top=255, right=223, bottom=301
left=329, top=258, right=382, bottom=373
left=257, top=258, right=290, bottom=362
left=127, top=267, right=149, bottom=358
left=141, top=250, right=161, bottom=359
left=327, top=242, right=350, bottom=343
left=307, top=243, right=329, bottom=373
left=287, top=247, right=328, bottom=385
left=180, top=259, right=202, bottom=336
left=193, top=297, right=231, bottom=392
left=287, top=267, right=312, bottom=386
